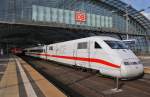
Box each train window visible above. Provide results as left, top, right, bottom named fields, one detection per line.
left=105, top=40, right=128, bottom=49
left=78, top=42, right=87, bottom=49
left=95, top=42, right=102, bottom=49
left=49, top=46, right=53, bottom=50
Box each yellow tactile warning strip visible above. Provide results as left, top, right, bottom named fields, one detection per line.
left=19, top=58, right=67, bottom=97
left=144, top=67, right=150, bottom=74
left=0, top=58, right=19, bottom=97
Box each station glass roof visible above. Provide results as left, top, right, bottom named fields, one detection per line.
left=101, top=0, right=150, bottom=31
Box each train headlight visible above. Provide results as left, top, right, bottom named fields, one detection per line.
left=124, top=62, right=130, bottom=65
left=124, top=61, right=142, bottom=65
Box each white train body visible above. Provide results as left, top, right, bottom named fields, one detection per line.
left=25, top=36, right=144, bottom=78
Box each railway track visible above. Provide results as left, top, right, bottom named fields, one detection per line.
left=22, top=56, right=150, bottom=97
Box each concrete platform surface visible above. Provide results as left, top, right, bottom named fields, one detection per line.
left=0, top=55, right=67, bottom=97
left=0, top=55, right=9, bottom=81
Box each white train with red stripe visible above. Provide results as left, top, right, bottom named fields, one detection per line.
left=24, top=36, right=144, bottom=78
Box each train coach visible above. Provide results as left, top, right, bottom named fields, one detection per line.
left=11, top=48, right=23, bottom=55
left=24, top=36, right=144, bottom=78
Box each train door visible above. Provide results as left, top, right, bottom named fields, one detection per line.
left=47, top=45, right=55, bottom=61
left=76, top=41, right=90, bottom=68
left=39, top=46, right=44, bottom=59
left=45, top=45, right=48, bottom=60
left=90, top=41, right=104, bottom=70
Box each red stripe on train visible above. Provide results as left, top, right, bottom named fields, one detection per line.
left=34, top=53, right=120, bottom=68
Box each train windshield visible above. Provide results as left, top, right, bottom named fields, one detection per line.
left=105, top=40, right=128, bottom=49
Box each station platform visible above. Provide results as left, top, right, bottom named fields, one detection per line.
left=0, top=55, right=67, bottom=97
left=138, top=55, right=150, bottom=74
left=144, top=67, right=150, bottom=74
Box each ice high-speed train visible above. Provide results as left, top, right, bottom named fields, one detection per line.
left=24, top=36, right=144, bottom=78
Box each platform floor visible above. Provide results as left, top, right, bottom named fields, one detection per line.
left=0, top=55, right=67, bottom=97
left=138, top=56, right=150, bottom=74
left=138, top=56, right=150, bottom=67
left=0, top=55, right=8, bottom=82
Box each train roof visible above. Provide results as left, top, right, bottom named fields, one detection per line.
left=70, top=36, right=120, bottom=41
left=89, top=36, right=120, bottom=40
left=24, top=36, right=120, bottom=49
left=49, top=36, right=120, bottom=45
left=24, top=46, right=44, bottom=50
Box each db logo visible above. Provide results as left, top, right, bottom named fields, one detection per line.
left=75, top=11, right=87, bottom=23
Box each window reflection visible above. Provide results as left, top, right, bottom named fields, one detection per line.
left=31, top=5, right=114, bottom=29
left=38, top=6, right=44, bottom=21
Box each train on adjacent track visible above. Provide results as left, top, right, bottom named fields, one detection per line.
left=24, top=36, right=144, bottom=78
left=11, top=48, right=23, bottom=55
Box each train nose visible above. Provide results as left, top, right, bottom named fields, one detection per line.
left=121, top=64, right=144, bottom=78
